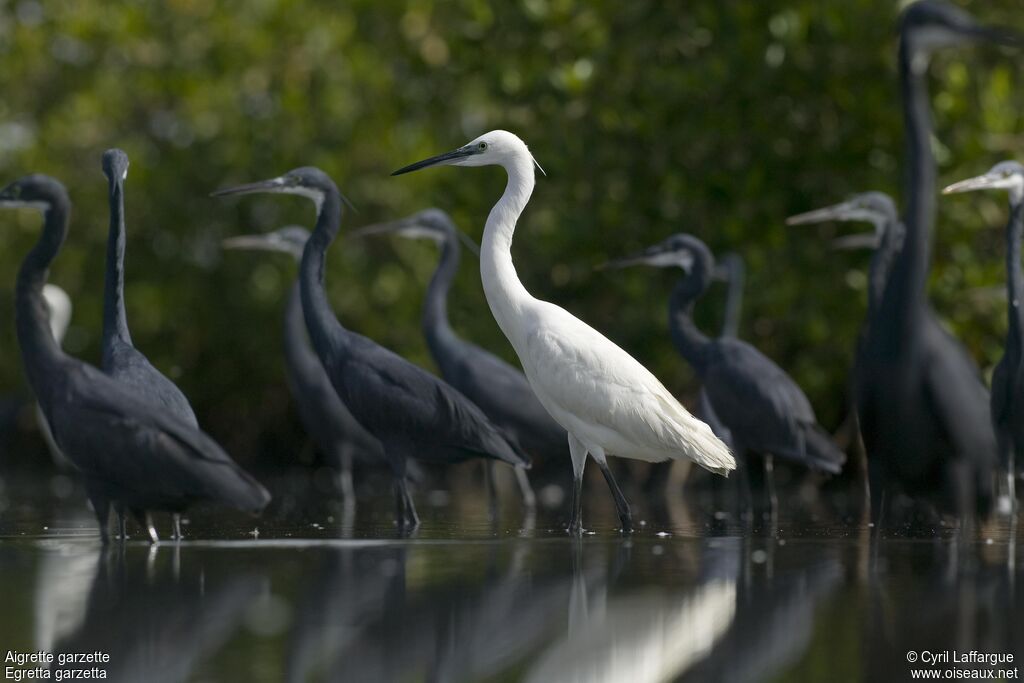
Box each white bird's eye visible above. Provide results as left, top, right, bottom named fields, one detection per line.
left=478, top=142, right=488, bottom=151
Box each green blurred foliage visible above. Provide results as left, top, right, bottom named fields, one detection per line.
left=0, top=0, right=1021, bottom=461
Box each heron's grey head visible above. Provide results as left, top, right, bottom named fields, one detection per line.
left=101, top=148, right=129, bottom=185
left=392, top=130, right=545, bottom=177
left=787, top=192, right=897, bottom=249
left=603, top=234, right=713, bottom=276
left=943, top=160, right=1024, bottom=204
left=900, top=1, right=1021, bottom=67
left=42, top=283, right=72, bottom=345
left=212, top=167, right=350, bottom=215
left=0, top=174, right=68, bottom=212
left=350, top=208, right=480, bottom=254
left=223, top=225, right=311, bottom=261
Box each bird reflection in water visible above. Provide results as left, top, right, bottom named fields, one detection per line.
left=45, top=544, right=261, bottom=683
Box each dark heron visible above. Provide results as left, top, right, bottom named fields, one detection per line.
left=393, top=132, right=735, bottom=535
left=944, top=160, right=1024, bottom=511
left=100, top=149, right=201, bottom=541
left=352, top=208, right=574, bottom=508
left=606, top=234, right=845, bottom=512
left=0, top=174, right=270, bottom=544
left=223, top=226, right=385, bottom=506
left=212, top=167, right=530, bottom=530
left=791, top=1, right=1016, bottom=527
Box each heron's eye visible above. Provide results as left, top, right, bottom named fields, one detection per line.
left=478, top=142, right=488, bottom=151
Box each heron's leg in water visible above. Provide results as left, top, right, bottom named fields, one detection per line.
left=143, top=513, right=159, bottom=545
left=592, top=449, right=633, bottom=533
left=764, top=454, right=778, bottom=520
left=567, top=433, right=588, bottom=535
left=171, top=513, right=183, bottom=541
left=337, top=449, right=356, bottom=507
left=515, top=466, right=536, bottom=509
left=87, top=489, right=111, bottom=546
left=114, top=502, right=128, bottom=541
left=402, top=478, right=420, bottom=528
left=484, top=461, right=498, bottom=518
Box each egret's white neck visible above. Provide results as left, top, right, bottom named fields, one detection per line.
left=481, top=152, right=537, bottom=349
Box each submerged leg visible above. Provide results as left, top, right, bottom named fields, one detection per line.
left=764, top=454, right=778, bottom=521
left=515, top=466, right=537, bottom=509
left=88, top=490, right=111, bottom=546
left=567, top=433, right=588, bottom=535
left=402, top=479, right=420, bottom=529
left=143, top=512, right=159, bottom=545
left=114, top=503, right=128, bottom=541
left=592, top=450, right=632, bottom=532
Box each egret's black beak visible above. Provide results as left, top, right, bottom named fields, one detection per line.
left=457, top=231, right=481, bottom=257
left=392, top=146, right=475, bottom=176
left=831, top=233, right=881, bottom=251
left=786, top=202, right=851, bottom=226
left=0, top=182, right=20, bottom=203
left=211, top=177, right=285, bottom=197
left=968, top=23, right=1024, bottom=47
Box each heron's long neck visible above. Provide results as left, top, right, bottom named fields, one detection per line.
left=16, top=202, right=70, bottom=396
left=423, top=236, right=458, bottom=356
left=1006, top=199, right=1024, bottom=353
left=867, top=216, right=904, bottom=317
left=669, top=281, right=712, bottom=373
left=881, top=40, right=932, bottom=349
left=721, top=259, right=744, bottom=339
left=299, top=192, right=347, bottom=360
left=102, top=179, right=132, bottom=348
left=481, top=156, right=537, bottom=350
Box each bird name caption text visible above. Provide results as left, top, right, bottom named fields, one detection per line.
left=4, top=650, right=109, bottom=680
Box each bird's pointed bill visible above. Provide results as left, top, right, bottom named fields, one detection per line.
left=349, top=217, right=420, bottom=239
left=392, top=146, right=477, bottom=176
left=457, top=230, right=481, bottom=256
left=786, top=201, right=854, bottom=225
left=942, top=173, right=1003, bottom=194
left=601, top=243, right=676, bottom=270
left=211, top=177, right=287, bottom=197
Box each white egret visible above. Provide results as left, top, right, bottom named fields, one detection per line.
left=394, top=131, right=735, bottom=533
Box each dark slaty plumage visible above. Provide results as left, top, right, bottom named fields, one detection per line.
left=856, top=2, right=1008, bottom=521
left=608, top=234, right=845, bottom=475
left=0, top=174, right=270, bottom=544
left=213, top=168, right=528, bottom=529
left=100, top=150, right=197, bottom=428
left=223, top=226, right=386, bottom=503
left=353, top=209, right=567, bottom=496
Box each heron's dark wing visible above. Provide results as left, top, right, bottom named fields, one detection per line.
left=433, top=335, right=565, bottom=458
left=49, top=363, right=269, bottom=511
left=703, top=339, right=815, bottom=458
left=329, top=335, right=526, bottom=467
left=103, top=340, right=198, bottom=428
left=921, top=314, right=997, bottom=471
left=282, top=285, right=383, bottom=462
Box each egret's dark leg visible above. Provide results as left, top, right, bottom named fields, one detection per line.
left=567, top=433, right=588, bottom=535
left=171, top=513, right=183, bottom=541
left=393, top=478, right=406, bottom=530
left=851, top=412, right=871, bottom=516
left=593, top=452, right=632, bottom=533
left=514, top=466, right=536, bottom=509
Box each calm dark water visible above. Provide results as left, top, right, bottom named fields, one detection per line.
left=0, top=470, right=1021, bottom=683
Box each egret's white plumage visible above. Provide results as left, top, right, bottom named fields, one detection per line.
left=38, top=284, right=72, bottom=468
left=396, top=130, right=734, bottom=531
